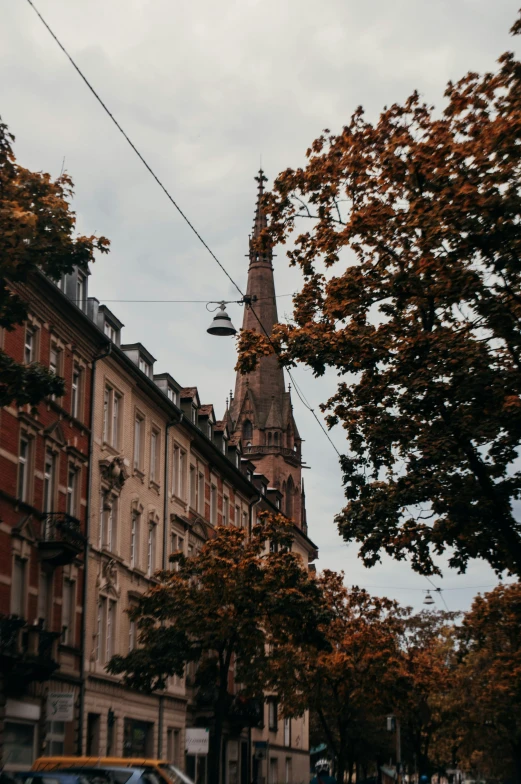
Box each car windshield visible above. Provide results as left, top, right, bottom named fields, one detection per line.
left=158, top=766, right=194, bottom=784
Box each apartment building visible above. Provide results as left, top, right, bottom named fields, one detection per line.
left=0, top=267, right=106, bottom=769
left=0, top=170, right=318, bottom=784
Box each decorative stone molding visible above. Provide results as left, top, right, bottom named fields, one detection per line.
left=99, top=455, right=129, bottom=492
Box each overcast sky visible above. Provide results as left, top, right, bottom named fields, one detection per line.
left=2, top=0, right=520, bottom=612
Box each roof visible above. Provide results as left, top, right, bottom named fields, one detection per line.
left=199, top=404, right=215, bottom=418
left=180, top=387, right=198, bottom=399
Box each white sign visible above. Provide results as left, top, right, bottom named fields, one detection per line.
left=47, top=693, right=75, bottom=722
left=185, top=728, right=209, bottom=755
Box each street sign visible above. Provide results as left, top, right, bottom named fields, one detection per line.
left=185, top=728, right=209, bottom=755
left=47, top=693, right=75, bottom=722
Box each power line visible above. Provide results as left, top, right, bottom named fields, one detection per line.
left=68, top=294, right=294, bottom=303
left=25, top=0, right=243, bottom=300
left=25, top=0, right=341, bottom=461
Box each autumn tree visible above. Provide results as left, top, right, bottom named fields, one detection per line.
left=453, top=583, right=521, bottom=784
left=0, top=117, right=109, bottom=406
left=108, top=516, right=328, bottom=784
left=397, top=611, right=459, bottom=780
left=238, top=16, right=521, bottom=576
left=271, top=570, right=405, bottom=784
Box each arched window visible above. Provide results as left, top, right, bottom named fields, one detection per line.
left=242, top=420, right=253, bottom=441
left=268, top=432, right=272, bottom=446
left=286, top=476, right=294, bottom=519
left=274, top=432, right=279, bottom=445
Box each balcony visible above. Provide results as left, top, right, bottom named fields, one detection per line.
left=39, top=512, right=85, bottom=566
left=0, top=616, right=60, bottom=695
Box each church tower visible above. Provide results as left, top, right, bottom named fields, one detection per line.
left=227, top=171, right=307, bottom=530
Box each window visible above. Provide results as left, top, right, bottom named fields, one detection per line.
left=49, top=343, right=61, bottom=399
left=18, top=435, right=30, bottom=502
left=147, top=523, right=156, bottom=576
left=284, top=718, right=291, bottom=747
left=235, top=505, right=240, bottom=526
left=170, top=532, right=184, bottom=571
left=76, top=274, right=85, bottom=310
left=191, top=406, right=197, bottom=423
left=243, top=420, right=253, bottom=441
left=134, top=414, right=144, bottom=470
left=44, top=450, right=56, bottom=512
left=38, top=568, right=53, bottom=627
left=67, top=467, right=79, bottom=517
left=97, top=596, right=116, bottom=664
left=104, top=321, right=118, bottom=342
left=101, top=497, right=118, bottom=552
left=130, top=511, right=140, bottom=568
left=269, top=760, right=278, bottom=784
left=3, top=722, right=35, bottom=767
left=172, top=444, right=180, bottom=496
left=222, top=438, right=227, bottom=455
left=24, top=325, right=35, bottom=364
left=103, top=386, right=121, bottom=448
left=210, top=485, right=217, bottom=524
left=223, top=496, right=229, bottom=526
left=190, top=466, right=196, bottom=508
left=46, top=721, right=65, bottom=756
left=207, top=423, right=212, bottom=438
left=139, top=357, right=150, bottom=377
left=150, top=430, right=159, bottom=482
left=179, top=450, right=186, bottom=499
left=71, top=364, right=81, bottom=418
left=198, top=472, right=205, bottom=514
left=242, top=511, right=248, bottom=530
left=285, top=759, right=292, bottom=784
left=268, top=700, right=278, bottom=732
left=167, top=387, right=177, bottom=405
left=62, top=578, right=76, bottom=645
left=11, top=557, right=26, bottom=617
left=129, top=616, right=137, bottom=651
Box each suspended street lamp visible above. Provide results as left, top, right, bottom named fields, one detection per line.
left=206, top=296, right=257, bottom=337
left=423, top=590, right=435, bottom=606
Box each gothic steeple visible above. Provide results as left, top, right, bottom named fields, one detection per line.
left=228, top=171, right=306, bottom=530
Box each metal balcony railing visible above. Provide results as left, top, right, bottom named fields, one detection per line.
left=41, top=512, right=85, bottom=547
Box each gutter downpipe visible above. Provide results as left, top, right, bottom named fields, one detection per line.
left=78, top=341, right=112, bottom=755
left=158, top=410, right=184, bottom=759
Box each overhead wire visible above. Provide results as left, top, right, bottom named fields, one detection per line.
left=25, top=0, right=342, bottom=461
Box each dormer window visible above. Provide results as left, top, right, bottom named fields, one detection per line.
left=76, top=274, right=85, bottom=311
left=167, top=387, right=178, bottom=405
left=104, top=321, right=118, bottom=343
left=208, top=423, right=212, bottom=438
left=276, top=498, right=281, bottom=509
left=191, top=406, right=197, bottom=423
left=139, top=357, right=150, bottom=377
left=261, top=485, right=266, bottom=496
left=222, top=439, right=227, bottom=455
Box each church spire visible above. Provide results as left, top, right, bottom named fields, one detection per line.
left=228, top=170, right=305, bottom=529
left=232, top=171, right=284, bottom=420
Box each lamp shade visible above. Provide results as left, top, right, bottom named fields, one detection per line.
left=207, top=304, right=237, bottom=337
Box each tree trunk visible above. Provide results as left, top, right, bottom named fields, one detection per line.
left=208, top=690, right=228, bottom=784
left=512, top=741, right=521, bottom=784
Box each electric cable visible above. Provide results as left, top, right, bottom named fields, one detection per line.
left=25, top=0, right=342, bottom=460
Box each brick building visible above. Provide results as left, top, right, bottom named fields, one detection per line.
left=0, top=267, right=107, bottom=769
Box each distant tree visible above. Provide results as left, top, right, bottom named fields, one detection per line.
left=108, top=516, right=327, bottom=784
left=398, top=611, right=459, bottom=780
left=0, top=118, right=109, bottom=406
left=271, top=570, right=405, bottom=784
left=455, top=583, right=521, bottom=784
left=237, top=14, right=521, bottom=577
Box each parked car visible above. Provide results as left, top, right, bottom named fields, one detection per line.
left=15, top=770, right=113, bottom=784
left=31, top=759, right=193, bottom=784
